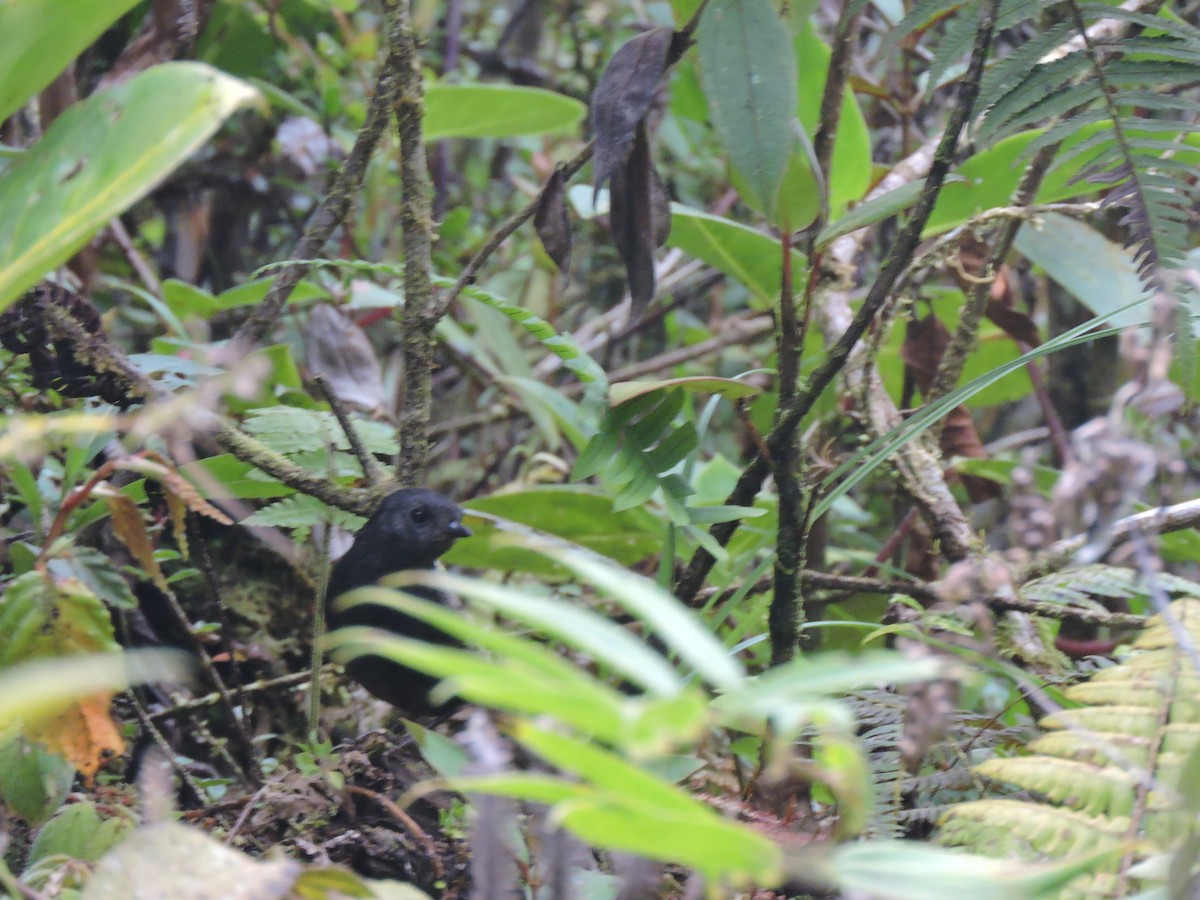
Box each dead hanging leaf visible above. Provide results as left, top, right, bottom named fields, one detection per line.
left=305, top=304, right=386, bottom=411
left=902, top=314, right=1000, bottom=503
left=591, top=27, right=673, bottom=200
left=609, top=123, right=670, bottom=316
left=986, top=295, right=1040, bottom=347
left=164, top=492, right=189, bottom=560
left=953, top=234, right=1040, bottom=347
left=534, top=167, right=572, bottom=275
left=101, top=489, right=169, bottom=592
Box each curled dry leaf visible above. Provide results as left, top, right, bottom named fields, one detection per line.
left=101, top=489, right=168, bottom=592
left=609, top=123, right=671, bottom=316
left=591, top=26, right=673, bottom=200
left=534, top=167, right=572, bottom=276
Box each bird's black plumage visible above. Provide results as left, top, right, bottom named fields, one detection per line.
left=326, top=488, right=471, bottom=714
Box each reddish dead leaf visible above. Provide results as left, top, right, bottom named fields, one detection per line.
left=986, top=294, right=1040, bottom=347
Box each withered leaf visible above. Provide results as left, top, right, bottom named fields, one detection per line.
left=591, top=27, right=673, bottom=201
left=610, top=123, right=665, bottom=317
left=104, top=491, right=169, bottom=591
left=986, top=294, right=1040, bottom=347
left=534, top=167, right=572, bottom=275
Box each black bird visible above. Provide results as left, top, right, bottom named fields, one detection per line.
left=326, top=488, right=472, bottom=715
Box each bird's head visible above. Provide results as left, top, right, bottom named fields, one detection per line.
left=367, top=488, right=472, bottom=568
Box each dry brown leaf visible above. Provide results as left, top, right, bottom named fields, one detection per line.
left=102, top=490, right=168, bottom=591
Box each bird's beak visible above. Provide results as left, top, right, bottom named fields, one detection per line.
left=449, top=520, right=472, bottom=539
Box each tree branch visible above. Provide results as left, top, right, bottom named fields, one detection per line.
left=676, top=0, right=1000, bottom=602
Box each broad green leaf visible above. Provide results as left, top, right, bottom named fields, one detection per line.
left=0, top=0, right=142, bottom=123
left=327, top=623, right=631, bottom=745
left=180, top=455, right=295, bottom=500
left=28, top=801, right=135, bottom=869
left=423, top=84, right=586, bottom=140
left=666, top=204, right=807, bottom=303
left=924, top=124, right=1200, bottom=237
left=555, top=798, right=782, bottom=888
left=1014, top=213, right=1152, bottom=328
left=712, top=652, right=945, bottom=720
left=817, top=176, right=967, bottom=248
left=514, top=721, right=782, bottom=886
left=0, top=733, right=76, bottom=825
left=697, top=0, right=798, bottom=219
left=809, top=841, right=1123, bottom=900
left=609, top=376, right=763, bottom=406
left=0, top=62, right=260, bottom=312
left=443, top=488, right=662, bottom=571
left=161, top=277, right=329, bottom=319
left=792, top=22, right=872, bottom=216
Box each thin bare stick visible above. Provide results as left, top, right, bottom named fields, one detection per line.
left=313, top=374, right=387, bottom=485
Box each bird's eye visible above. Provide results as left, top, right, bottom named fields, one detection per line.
left=410, top=507, right=429, bottom=524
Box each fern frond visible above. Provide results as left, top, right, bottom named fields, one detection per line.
left=939, top=598, right=1200, bottom=892
left=977, top=2, right=1200, bottom=278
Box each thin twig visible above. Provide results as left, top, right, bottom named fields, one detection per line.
left=150, top=668, right=335, bottom=723
left=346, top=785, right=447, bottom=881
left=313, top=374, right=387, bottom=485
left=1024, top=498, right=1200, bottom=580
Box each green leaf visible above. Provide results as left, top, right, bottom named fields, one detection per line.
left=423, top=84, right=586, bottom=141
left=818, top=176, right=967, bottom=248
left=713, top=652, right=944, bottom=720
left=795, top=22, right=872, bottom=214
left=327, top=620, right=632, bottom=746
left=666, top=204, right=807, bottom=303
left=697, top=0, right=798, bottom=219
left=1013, top=213, right=1152, bottom=329
left=0, top=0, right=143, bottom=123
left=0, top=62, right=260, bottom=312
left=609, top=376, right=762, bottom=406
left=924, top=125, right=1200, bottom=238
left=512, top=721, right=782, bottom=887
left=812, top=841, right=1124, bottom=900
left=443, top=487, right=663, bottom=571
left=0, top=733, right=75, bottom=825
left=27, top=801, right=135, bottom=868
